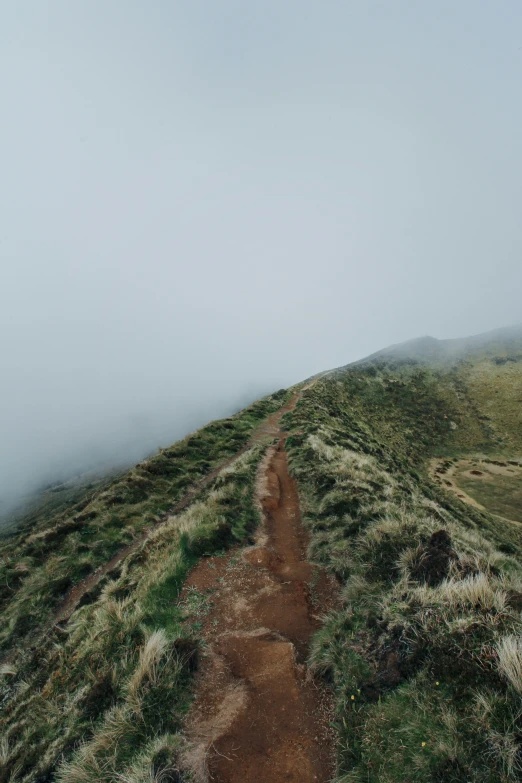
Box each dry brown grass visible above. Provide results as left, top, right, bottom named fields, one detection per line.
left=496, top=636, right=522, bottom=695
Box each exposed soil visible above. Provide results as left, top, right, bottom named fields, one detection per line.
left=181, top=399, right=336, bottom=782
left=53, top=392, right=304, bottom=624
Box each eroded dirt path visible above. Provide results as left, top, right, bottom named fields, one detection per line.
left=54, top=392, right=305, bottom=624
left=181, top=397, right=336, bottom=782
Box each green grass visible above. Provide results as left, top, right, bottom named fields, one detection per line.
left=3, top=341, right=522, bottom=782
left=0, top=383, right=290, bottom=782
left=0, top=388, right=291, bottom=659
left=464, top=360, right=522, bottom=455
left=332, top=354, right=522, bottom=459
left=455, top=469, right=522, bottom=524
left=0, top=442, right=264, bottom=782
left=286, top=370, right=522, bottom=782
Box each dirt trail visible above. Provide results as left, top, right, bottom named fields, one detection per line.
left=182, top=392, right=336, bottom=782
left=54, top=391, right=306, bottom=624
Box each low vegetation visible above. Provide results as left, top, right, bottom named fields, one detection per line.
left=2, top=327, right=522, bottom=782
left=464, top=359, right=522, bottom=454
left=454, top=462, right=522, bottom=524
left=285, top=363, right=522, bottom=782
left=0, top=389, right=289, bottom=658
left=0, top=391, right=290, bottom=782
left=0, top=442, right=264, bottom=782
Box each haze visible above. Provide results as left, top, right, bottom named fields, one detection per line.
left=2, top=2, right=522, bottom=512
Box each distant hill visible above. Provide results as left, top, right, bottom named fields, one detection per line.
left=337, top=324, right=522, bottom=457
left=351, top=324, right=522, bottom=367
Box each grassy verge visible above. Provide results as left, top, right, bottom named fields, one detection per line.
left=0, top=388, right=290, bottom=658
left=0, top=443, right=264, bottom=783
left=286, top=373, right=522, bottom=782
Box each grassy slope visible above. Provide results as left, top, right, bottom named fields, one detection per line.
left=285, top=361, right=522, bottom=782
left=454, top=463, right=522, bottom=524
left=2, top=333, right=521, bottom=783
left=463, top=359, right=522, bottom=454
left=0, top=389, right=289, bottom=782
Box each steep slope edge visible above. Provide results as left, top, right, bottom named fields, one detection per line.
left=0, top=389, right=294, bottom=781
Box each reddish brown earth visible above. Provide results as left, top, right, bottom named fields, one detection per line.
left=181, top=401, right=337, bottom=782
left=53, top=392, right=304, bottom=624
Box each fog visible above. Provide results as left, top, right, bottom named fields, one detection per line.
left=1, top=2, right=522, bottom=511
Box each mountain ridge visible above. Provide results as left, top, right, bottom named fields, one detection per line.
left=349, top=323, right=522, bottom=367
left=2, top=324, right=522, bottom=782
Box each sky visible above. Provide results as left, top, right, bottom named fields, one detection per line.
left=1, top=1, right=522, bottom=509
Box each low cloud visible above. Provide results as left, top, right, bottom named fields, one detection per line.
left=2, top=2, right=522, bottom=513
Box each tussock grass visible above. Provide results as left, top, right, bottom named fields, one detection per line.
left=127, top=629, right=170, bottom=700
left=496, top=636, right=522, bottom=695
left=0, top=437, right=266, bottom=781
left=412, top=571, right=508, bottom=610
left=287, top=371, right=522, bottom=782
left=0, top=388, right=290, bottom=658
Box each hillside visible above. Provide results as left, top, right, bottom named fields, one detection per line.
left=351, top=324, right=522, bottom=367
left=345, top=324, right=522, bottom=457
left=2, top=329, right=522, bottom=782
